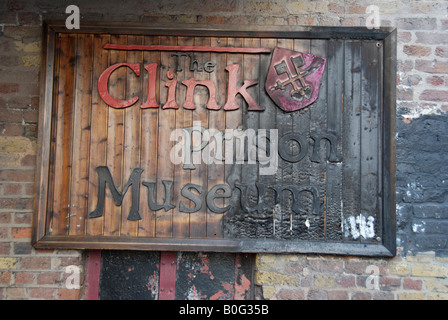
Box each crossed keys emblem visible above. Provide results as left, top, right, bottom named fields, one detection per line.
left=265, top=48, right=326, bottom=112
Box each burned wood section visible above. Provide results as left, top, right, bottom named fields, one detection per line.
left=33, top=23, right=396, bottom=256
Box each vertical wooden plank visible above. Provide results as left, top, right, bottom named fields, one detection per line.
left=86, top=34, right=110, bottom=236
left=324, top=39, right=344, bottom=240
left=342, top=40, right=362, bottom=241
left=103, top=34, right=126, bottom=236
left=189, top=36, right=210, bottom=239
left=360, top=41, right=380, bottom=243
left=240, top=37, right=260, bottom=239
left=121, top=35, right=143, bottom=236
left=291, top=39, right=312, bottom=240
left=69, top=34, right=93, bottom=236
left=224, top=37, right=243, bottom=238
left=172, top=36, right=194, bottom=239
left=51, top=33, right=76, bottom=235
left=274, top=38, right=294, bottom=238
left=206, top=37, right=227, bottom=238
left=258, top=38, right=277, bottom=239
left=156, top=35, right=177, bottom=238
left=139, top=35, right=160, bottom=238
left=33, top=25, right=56, bottom=244
left=45, top=32, right=61, bottom=236
left=308, top=39, right=327, bottom=240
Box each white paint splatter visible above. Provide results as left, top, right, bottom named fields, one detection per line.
left=305, top=218, right=310, bottom=229
left=343, top=215, right=376, bottom=240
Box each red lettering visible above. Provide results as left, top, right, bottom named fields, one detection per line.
left=141, top=63, right=159, bottom=109
left=98, top=63, right=140, bottom=109
left=223, top=64, right=264, bottom=111
left=182, top=78, right=221, bottom=110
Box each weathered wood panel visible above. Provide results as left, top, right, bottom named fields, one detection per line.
left=33, top=23, right=396, bottom=256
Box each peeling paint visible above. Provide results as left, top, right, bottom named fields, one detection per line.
left=234, top=274, right=251, bottom=300
left=145, top=271, right=159, bottom=299
left=186, top=284, right=207, bottom=300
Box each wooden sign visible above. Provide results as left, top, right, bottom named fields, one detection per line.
left=33, top=22, right=397, bottom=256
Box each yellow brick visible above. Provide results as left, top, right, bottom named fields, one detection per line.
left=0, top=136, right=36, bottom=167
left=255, top=270, right=298, bottom=286
left=406, top=251, right=435, bottom=263
left=261, top=286, right=276, bottom=299
left=425, top=278, right=448, bottom=293
left=22, top=55, right=40, bottom=67
left=314, top=275, right=335, bottom=288
left=257, top=254, right=277, bottom=270
left=14, top=40, right=41, bottom=53
left=428, top=293, right=448, bottom=300
left=0, top=258, right=18, bottom=270
left=399, top=292, right=426, bottom=300
left=389, top=263, right=410, bottom=276
left=287, top=1, right=328, bottom=14
left=412, top=264, right=447, bottom=278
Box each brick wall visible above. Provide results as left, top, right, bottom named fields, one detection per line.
left=1, top=0, right=447, bottom=300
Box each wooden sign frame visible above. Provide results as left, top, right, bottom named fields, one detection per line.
left=33, top=21, right=396, bottom=256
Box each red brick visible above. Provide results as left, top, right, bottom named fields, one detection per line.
left=0, top=228, right=9, bottom=239
left=5, top=287, right=27, bottom=299
left=20, top=257, right=52, bottom=270
left=0, top=11, right=18, bottom=25
left=0, top=198, right=33, bottom=210
left=403, top=45, right=431, bottom=57
left=4, top=183, right=22, bottom=195
left=37, top=272, right=62, bottom=285
left=3, top=26, right=41, bottom=40
left=426, top=76, right=445, bottom=86
left=14, top=272, right=34, bottom=285
left=419, top=90, right=448, bottom=102
left=0, top=212, right=12, bottom=224
left=398, top=60, right=414, bottom=72
left=0, top=123, right=23, bottom=136
left=395, top=18, right=437, bottom=30
left=0, top=83, right=19, bottom=94
left=23, top=109, right=38, bottom=123
left=0, top=243, right=11, bottom=255
left=346, top=3, right=366, bottom=14
left=416, top=60, right=448, bottom=74
left=276, top=288, right=305, bottom=300
left=335, top=274, right=356, bottom=287
left=18, top=12, right=40, bottom=25
left=29, top=287, right=55, bottom=299
left=7, top=0, right=25, bottom=11
left=403, top=278, right=423, bottom=290
left=435, top=47, right=448, bottom=58
left=0, top=271, right=13, bottom=285
left=380, top=277, right=401, bottom=290
left=57, top=288, right=81, bottom=300
left=21, top=154, right=36, bottom=166
left=0, top=169, right=35, bottom=183
left=14, top=212, right=32, bottom=224
left=0, top=55, right=20, bottom=67
left=398, top=32, right=412, bottom=43
left=397, top=88, right=413, bottom=101
left=328, top=290, right=349, bottom=300
left=352, top=291, right=372, bottom=300
left=12, top=227, right=32, bottom=239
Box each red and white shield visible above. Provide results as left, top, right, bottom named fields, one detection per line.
left=265, top=47, right=326, bottom=112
